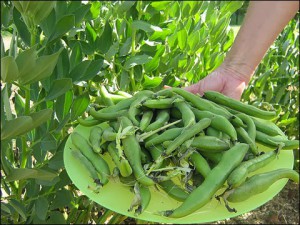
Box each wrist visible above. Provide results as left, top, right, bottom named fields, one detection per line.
left=219, top=58, right=255, bottom=84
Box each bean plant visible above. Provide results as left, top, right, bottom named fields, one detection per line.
left=1, top=1, right=298, bottom=224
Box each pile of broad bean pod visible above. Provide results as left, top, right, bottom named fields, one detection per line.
left=70, top=87, right=299, bottom=218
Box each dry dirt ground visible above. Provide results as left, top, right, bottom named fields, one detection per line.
left=123, top=181, right=299, bottom=224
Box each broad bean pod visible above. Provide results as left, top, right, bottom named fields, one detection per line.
left=71, top=132, right=110, bottom=185
left=163, top=143, right=249, bottom=218
left=144, top=109, right=170, bottom=132
left=227, top=148, right=279, bottom=188
left=118, top=116, right=155, bottom=186
left=225, top=168, right=299, bottom=203
left=190, top=136, right=230, bottom=152
left=204, top=91, right=277, bottom=120
left=164, top=118, right=211, bottom=155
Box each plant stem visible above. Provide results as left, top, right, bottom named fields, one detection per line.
left=24, top=86, right=31, bottom=115
left=18, top=23, right=36, bottom=199
left=98, top=208, right=115, bottom=224
left=130, top=27, right=137, bottom=91
left=20, top=84, right=31, bottom=168
left=3, top=84, right=13, bottom=120
left=29, top=97, right=45, bottom=113
left=8, top=28, right=17, bottom=57
left=30, top=26, right=36, bottom=48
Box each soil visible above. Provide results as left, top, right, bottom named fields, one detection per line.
left=123, top=181, right=299, bottom=224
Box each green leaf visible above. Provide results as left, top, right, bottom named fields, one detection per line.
left=117, top=1, right=136, bottom=15
left=105, top=42, right=119, bottom=60
left=96, top=21, right=112, bottom=54
left=9, top=199, right=27, bottom=221
left=223, top=28, right=235, bottom=51
left=56, top=48, right=70, bottom=78
left=142, top=75, right=163, bottom=89
left=278, top=117, right=297, bottom=126
left=81, top=59, right=104, bottom=80
left=55, top=113, right=71, bottom=132
left=144, top=45, right=165, bottom=72
left=45, top=78, right=73, bottom=101
left=119, top=70, right=130, bottom=90
left=73, top=4, right=91, bottom=24
left=36, top=175, right=60, bottom=187
left=167, top=32, right=177, bottom=48
left=40, top=9, right=56, bottom=38
left=119, top=37, right=132, bottom=56
left=1, top=3, right=11, bottom=28
left=48, top=14, right=75, bottom=43
left=71, top=92, right=90, bottom=121
left=134, top=65, right=143, bottom=82
left=221, top=1, right=244, bottom=16
left=144, top=57, right=159, bottom=73
left=79, top=40, right=94, bottom=55
left=149, top=28, right=172, bottom=41
left=2, top=108, right=53, bottom=140
left=12, top=8, right=30, bottom=46
left=182, top=1, right=192, bottom=17
left=150, top=1, right=172, bottom=11
left=86, top=22, right=97, bottom=44
left=187, top=30, right=200, bottom=55
left=54, top=168, right=72, bottom=189
left=131, top=20, right=162, bottom=32
left=14, top=92, right=25, bottom=116
left=19, top=48, right=63, bottom=85
left=69, top=42, right=83, bottom=71
left=68, top=60, right=91, bottom=82
left=35, top=197, right=49, bottom=221
left=29, top=108, right=53, bottom=128
left=50, top=189, right=73, bottom=210
left=55, top=90, right=73, bottom=122
left=30, top=1, right=56, bottom=24
left=41, top=133, right=57, bottom=153
left=1, top=202, right=11, bottom=214
left=1, top=148, right=13, bottom=175
left=47, top=211, right=66, bottom=224
left=169, top=1, right=181, bottom=18
left=32, top=141, right=48, bottom=163
left=1, top=56, right=19, bottom=83
left=5, top=168, right=57, bottom=182
left=124, top=54, right=152, bottom=70
left=48, top=151, right=64, bottom=170
left=1, top=116, right=33, bottom=140
left=89, top=1, right=101, bottom=19
left=15, top=46, right=37, bottom=79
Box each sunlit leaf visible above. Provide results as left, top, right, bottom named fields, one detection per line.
left=124, top=55, right=152, bottom=70
left=142, top=75, right=163, bottom=89
left=132, top=20, right=162, bottom=32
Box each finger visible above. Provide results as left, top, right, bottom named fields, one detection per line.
left=184, top=82, right=202, bottom=95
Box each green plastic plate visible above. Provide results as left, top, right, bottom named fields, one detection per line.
left=64, top=123, right=294, bottom=224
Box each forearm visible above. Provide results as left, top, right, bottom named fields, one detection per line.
left=222, top=1, right=299, bottom=82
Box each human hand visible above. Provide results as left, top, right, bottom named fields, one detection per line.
left=184, top=65, right=251, bottom=100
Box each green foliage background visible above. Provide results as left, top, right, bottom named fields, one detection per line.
left=1, top=1, right=298, bottom=224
